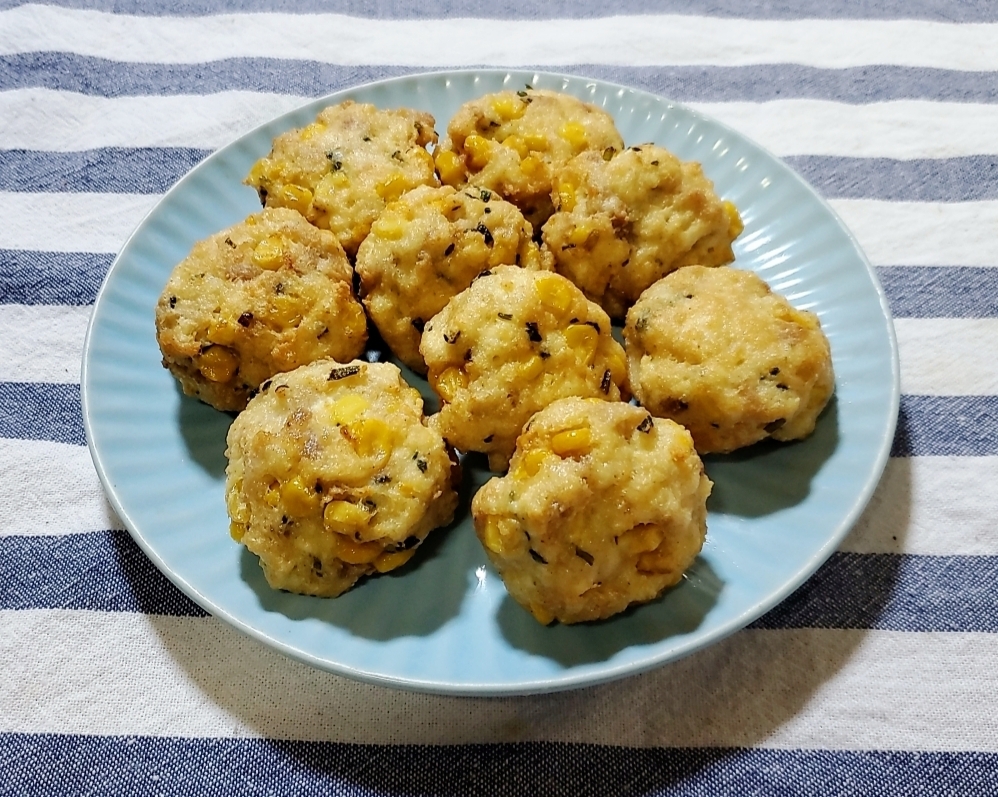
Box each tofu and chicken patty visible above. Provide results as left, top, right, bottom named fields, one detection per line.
left=472, top=397, right=712, bottom=625
left=435, top=88, right=624, bottom=228
left=355, top=184, right=551, bottom=374
left=225, top=359, right=459, bottom=597
left=624, top=266, right=835, bottom=454
left=420, top=266, right=628, bottom=471
left=155, top=207, right=367, bottom=412
left=542, top=144, right=743, bottom=319
left=245, top=100, right=438, bottom=257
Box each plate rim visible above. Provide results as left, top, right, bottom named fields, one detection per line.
left=81, top=67, right=901, bottom=696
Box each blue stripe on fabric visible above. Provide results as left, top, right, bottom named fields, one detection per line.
left=783, top=156, right=998, bottom=202
left=0, top=530, right=206, bottom=616
left=3, top=149, right=994, bottom=202
left=5, top=531, right=998, bottom=634
left=2, top=0, right=996, bottom=20
left=2, top=385, right=995, bottom=456
left=752, top=553, right=998, bottom=632
left=0, top=382, right=83, bottom=446
left=877, top=266, right=998, bottom=319
left=0, top=148, right=210, bottom=194
left=0, top=250, right=112, bottom=306
left=2, top=736, right=997, bottom=796
left=5, top=55, right=998, bottom=103
left=891, top=395, right=998, bottom=457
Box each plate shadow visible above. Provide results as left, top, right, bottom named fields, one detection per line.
left=704, top=395, right=840, bottom=518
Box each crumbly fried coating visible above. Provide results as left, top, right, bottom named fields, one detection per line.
left=225, top=359, right=459, bottom=597
left=420, top=266, right=628, bottom=471
left=542, top=144, right=743, bottom=319
left=472, top=397, right=711, bottom=625
left=624, top=266, right=835, bottom=454
left=245, top=100, right=438, bottom=257
left=434, top=89, right=624, bottom=229
left=155, top=207, right=367, bottom=412
left=356, top=184, right=551, bottom=374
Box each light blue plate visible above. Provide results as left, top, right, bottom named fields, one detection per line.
left=81, top=70, right=899, bottom=696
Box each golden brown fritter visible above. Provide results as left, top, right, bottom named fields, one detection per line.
left=155, top=207, right=367, bottom=412
left=225, top=359, right=459, bottom=597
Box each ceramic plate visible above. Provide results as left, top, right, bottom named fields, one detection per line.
left=82, top=70, right=899, bottom=695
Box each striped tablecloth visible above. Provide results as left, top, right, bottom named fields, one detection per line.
left=3, top=1, right=997, bottom=794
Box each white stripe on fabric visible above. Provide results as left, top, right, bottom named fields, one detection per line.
left=5, top=91, right=998, bottom=162
left=0, top=305, right=91, bottom=384
left=895, top=318, right=998, bottom=397
left=0, top=192, right=157, bottom=252
left=691, top=100, right=998, bottom=159
left=2, top=610, right=997, bottom=751
left=827, top=200, right=998, bottom=268
left=0, top=440, right=122, bottom=537
left=0, top=90, right=306, bottom=152
left=1, top=8, right=997, bottom=70
left=843, top=456, right=998, bottom=557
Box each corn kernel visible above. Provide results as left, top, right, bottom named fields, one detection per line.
left=536, top=273, right=575, bottom=314
left=371, top=211, right=407, bottom=240
left=274, top=184, right=313, bottom=215
left=252, top=235, right=286, bottom=270
left=323, top=500, right=371, bottom=532
left=206, top=318, right=239, bottom=346
left=480, top=517, right=505, bottom=554
left=300, top=122, right=325, bottom=140
left=246, top=160, right=269, bottom=187
left=375, top=173, right=408, bottom=202
left=523, top=134, right=549, bottom=152
left=412, top=147, right=435, bottom=173
left=229, top=521, right=246, bottom=541
left=723, top=200, right=744, bottom=238
left=330, top=534, right=382, bottom=565
left=620, top=523, right=663, bottom=555
left=519, top=355, right=545, bottom=383
left=501, top=134, right=529, bottom=159
left=352, top=417, right=395, bottom=458
left=559, top=122, right=587, bottom=150
left=569, top=222, right=597, bottom=247
left=491, top=95, right=526, bottom=122
left=263, top=481, right=281, bottom=508
left=563, top=323, right=600, bottom=366
left=434, top=366, right=468, bottom=403
left=516, top=448, right=549, bottom=479
left=551, top=426, right=592, bottom=458
left=327, top=394, right=370, bottom=426
left=281, top=475, right=317, bottom=516
left=434, top=149, right=465, bottom=186
left=226, top=486, right=249, bottom=523
left=198, top=345, right=238, bottom=382
left=373, top=548, right=417, bottom=573
left=519, top=155, right=542, bottom=177
left=464, top=135, right=491, bottom=170
left=555, top=177, right=578, bottom=212
left=268, top=295, right=302, bottom=329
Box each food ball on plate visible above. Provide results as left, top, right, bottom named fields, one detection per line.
left=623, top=266, right=835, bottom=454
left=245, top=100, right=438, bottom=257
left=542, top=144, right=743, bottom=319
left=355, top=184, right=551, bottom=374
left=472, top=397, right=711, bottom=625
left=155, top=207, right=367, bottom=412
left=420, top=266, right=628, bottom=471
left=434, top=88, right=624, bottom=228
left=225, top=359, right=460, bottom=597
